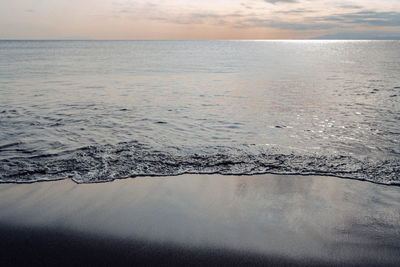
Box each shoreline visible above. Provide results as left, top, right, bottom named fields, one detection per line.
left=1, top=174, right=400, bottom=266
left=1, top=172, right=399, bottom=187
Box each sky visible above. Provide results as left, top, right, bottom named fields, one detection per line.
left=1, top=0, right=400, bottom=40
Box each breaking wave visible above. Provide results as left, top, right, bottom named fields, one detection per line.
left=1, top=141, right=398, bottom=185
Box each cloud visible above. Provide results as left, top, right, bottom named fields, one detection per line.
left=191, top=13, right=222, bottom=19
left=110, top=1, right=400, bottom=31
left=89, top=1, right=400, bottom=39
left=147, top=2, right=158, bottom=7
left=264, top=0, right=297, bottom=4
left=268, top=21, right=336, bottom=30
left=325, top=11, right=400, bottom=27
left=238, top=17, right=337, bottom=30
left=149, top=11, right=246, bottom=26
left=240, top=3, right=253, bottom=10
left=277, top=8, right=315, bottom=15
left=233, top=10, right=400, bottom=32
left=339, top=4, right=363, bottom=10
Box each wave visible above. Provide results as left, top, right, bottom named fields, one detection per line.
left=0, top=141, right=399, bottom=185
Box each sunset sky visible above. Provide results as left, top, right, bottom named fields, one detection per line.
left=1, top=0, right=400, bottom=40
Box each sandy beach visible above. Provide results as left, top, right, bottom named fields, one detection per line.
left=0, top=174, right=399, bottom=266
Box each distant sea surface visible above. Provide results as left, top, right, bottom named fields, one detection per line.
left=1, top=40, right=399, bottom=184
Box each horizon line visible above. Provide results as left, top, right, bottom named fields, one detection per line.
left=1, top=39, right=399, bottom=41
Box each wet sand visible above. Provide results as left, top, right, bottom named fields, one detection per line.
left=0, top=174, right=399, bottom=266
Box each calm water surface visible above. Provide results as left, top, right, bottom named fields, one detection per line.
left=0, top=40, right=399, bottom=184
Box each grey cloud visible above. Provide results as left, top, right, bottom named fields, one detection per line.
left=237, top=10, right=400, bottom=31
left=241, top=3, right=253, bottom=10
left=277, top=8, right=315, bottom=15
left=339, top=4, right=363, bottom=10
left=325, top=11, right=400, bottom=27
left=191, top=13, right=222, bottom=19
left=149, top=12, right=245, bottom=25
left=268, top=22, right=336, bottom=30
left=150, top=14, right=212, bottom=25
left=215, top=20, right=227, bottom=25
left=147, top=2, right=158, bottom=7
left=243, top=18, right=336, bottom=30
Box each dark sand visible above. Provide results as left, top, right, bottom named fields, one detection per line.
left=0, top=174, right=399, bottom=266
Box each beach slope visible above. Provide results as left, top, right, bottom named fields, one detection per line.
left=1, top=174, right=399, bottom=266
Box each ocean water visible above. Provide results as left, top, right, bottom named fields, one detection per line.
left=0, top=40, right=399, bottom=184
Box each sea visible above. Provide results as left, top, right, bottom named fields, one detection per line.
left=0, top=40, right=399, bottom=184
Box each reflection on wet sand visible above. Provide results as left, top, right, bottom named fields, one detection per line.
left=0, top=174, right=399, bottom=266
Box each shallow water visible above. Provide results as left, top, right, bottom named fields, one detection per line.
left=0, top=40, right=399, bottom=184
